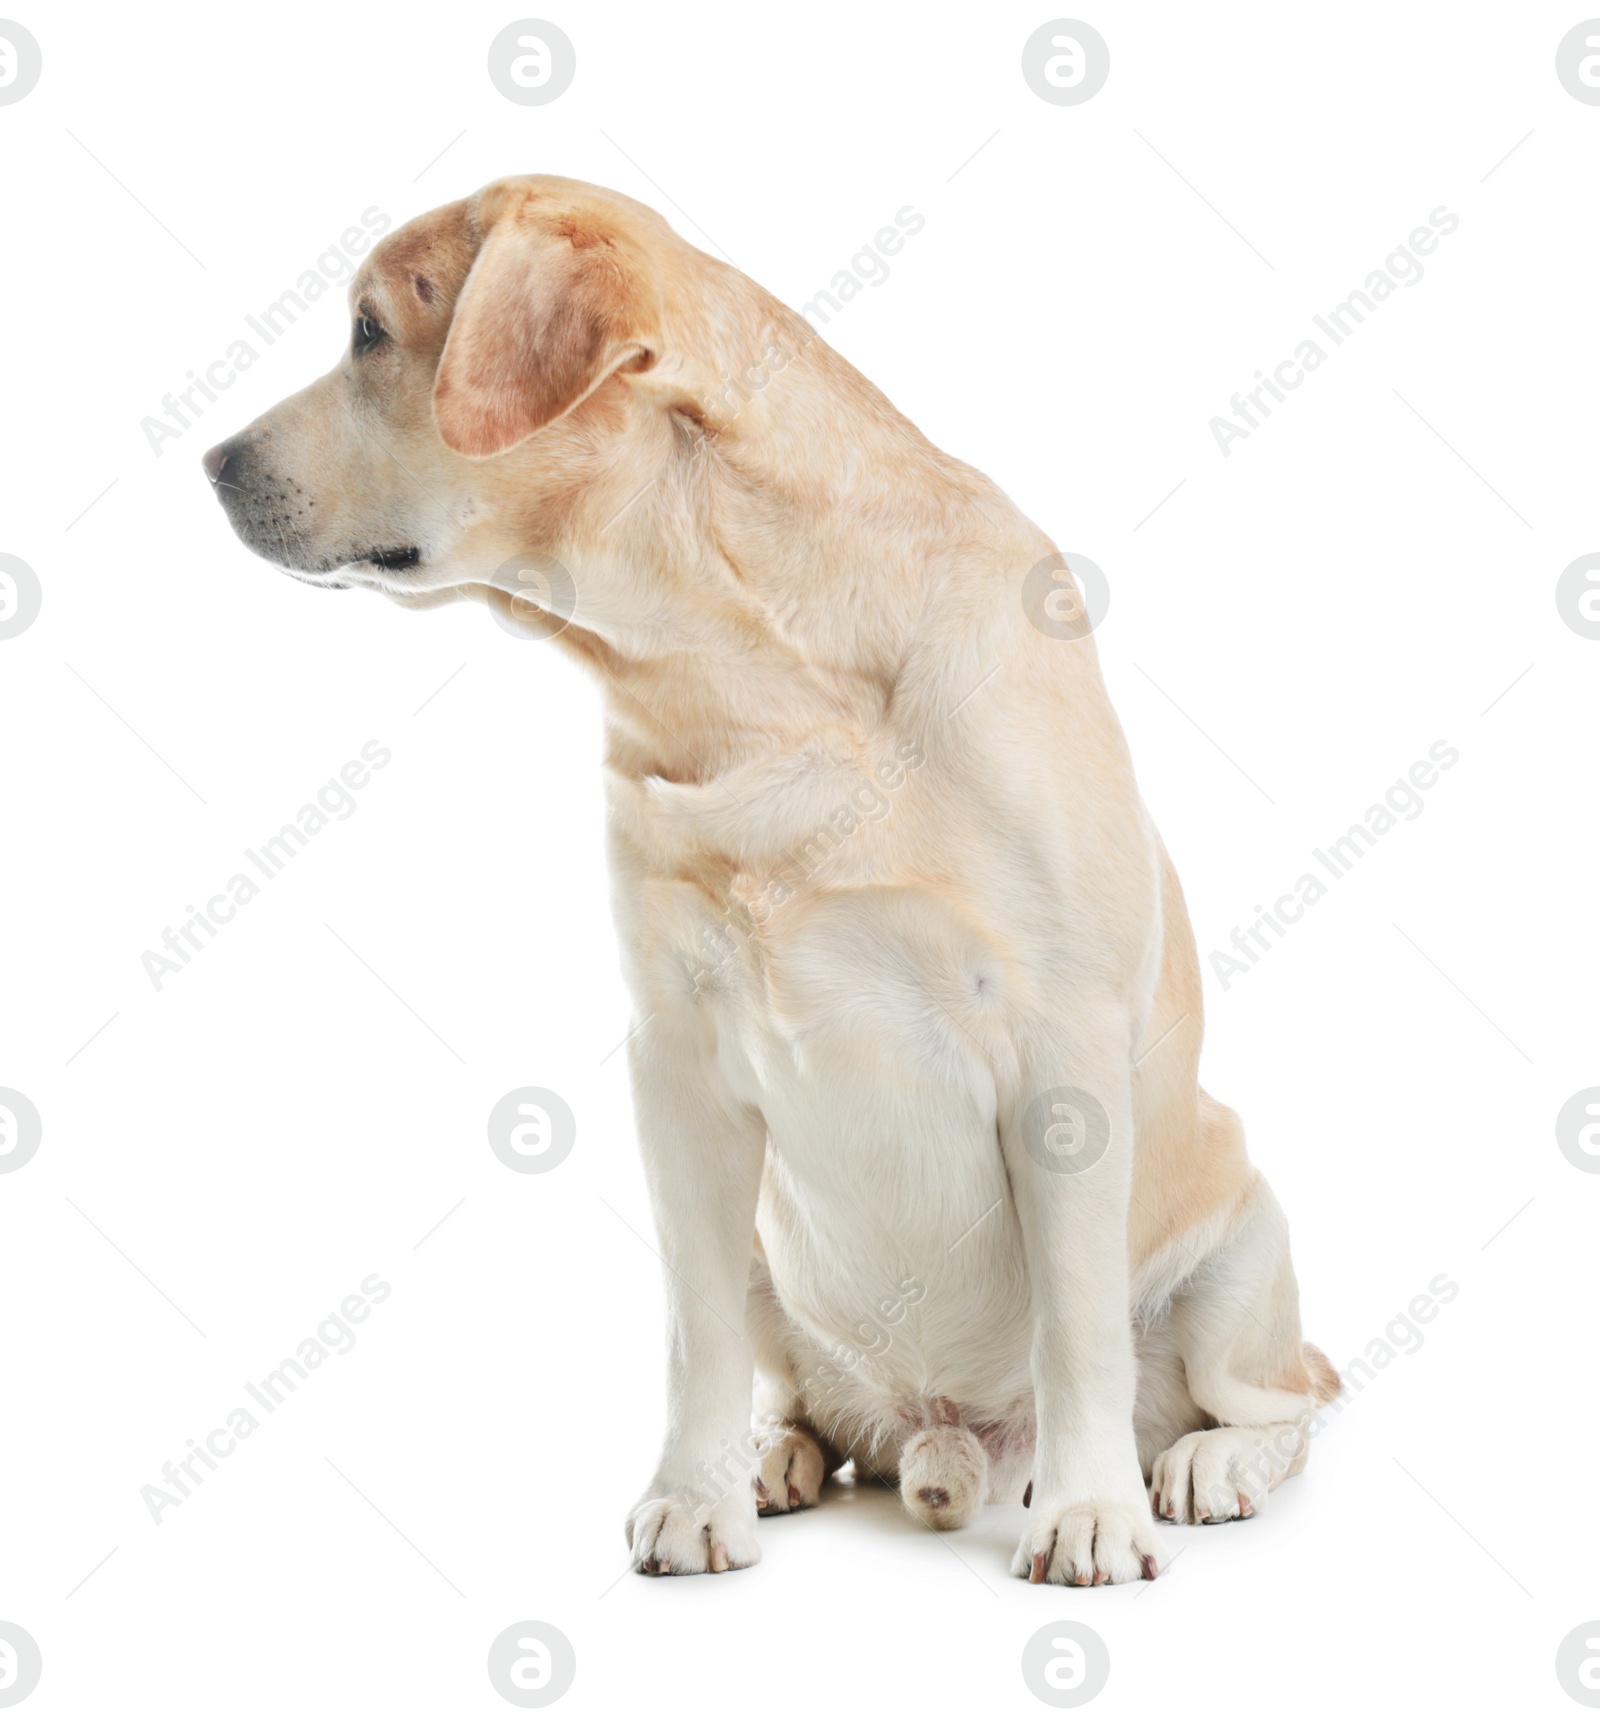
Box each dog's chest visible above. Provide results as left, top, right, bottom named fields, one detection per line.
left=615, top=807, right=1041, bottom=1403
left=642, top=866, right=1014, bottom=1149
left=610, top=745, right=1032, bottom=1194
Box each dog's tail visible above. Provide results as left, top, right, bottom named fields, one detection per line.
left=1301, top=1340, right=1343, bottom=1404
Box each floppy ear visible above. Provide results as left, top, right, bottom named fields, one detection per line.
left=433, top=194, right=656, bottom=458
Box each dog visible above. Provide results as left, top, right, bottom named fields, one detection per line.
left=202, top=175, right=1339, bottom=1586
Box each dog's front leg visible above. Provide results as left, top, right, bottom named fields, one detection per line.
left=624, top=1020, right=767, bottom=1576
left=1002, top=1013, right=1164, bottom=1586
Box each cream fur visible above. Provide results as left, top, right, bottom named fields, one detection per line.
left=203, top=176, right=1339, bottom=1587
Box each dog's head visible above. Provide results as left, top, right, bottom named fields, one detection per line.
left=203, top=177, right=676, bottom=614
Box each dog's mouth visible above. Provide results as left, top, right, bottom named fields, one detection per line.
left=281, top=543, right=427, bottom=595
left=359, top=546, right=423, bottom=571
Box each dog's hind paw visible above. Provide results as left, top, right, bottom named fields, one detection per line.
left=1150, top=1427, right=1280, bottom=1524
left=753, top=1422, right=828, bottom=1515
left=897, top=1422, right=988, bottom=1530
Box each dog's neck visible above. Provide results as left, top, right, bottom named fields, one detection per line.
left=553, top=294, right=1042, bottom=793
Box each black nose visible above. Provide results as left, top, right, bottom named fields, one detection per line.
left=202, top=440, right=237, bottom=485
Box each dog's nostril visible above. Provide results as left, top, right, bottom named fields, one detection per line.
left=202, top=440, right=236, bottom=485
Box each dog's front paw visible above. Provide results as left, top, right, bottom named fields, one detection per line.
left=626, top=1491, right=761, bottom=1576
left=1011, top=1499, right=1163, bottom=1587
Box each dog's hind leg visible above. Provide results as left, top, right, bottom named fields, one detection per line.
left=1143, top=1170, right=1342, bottom=1526
left=746, top=1253, right=843, bottom=1516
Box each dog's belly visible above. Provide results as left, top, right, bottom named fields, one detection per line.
left=753, top=1114, right=1037, bottom=1436
left=714, top=885, right=1038, bottom=1427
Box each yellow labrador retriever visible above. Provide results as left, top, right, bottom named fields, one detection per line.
left=203, top=176, right=1338, bottom=1585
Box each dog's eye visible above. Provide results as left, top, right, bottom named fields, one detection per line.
left=354, top=313, right=385, bottom=354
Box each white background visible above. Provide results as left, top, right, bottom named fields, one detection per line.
left=2, top=1, right=1597, bottom=1720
